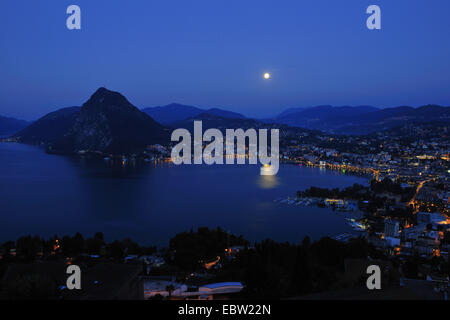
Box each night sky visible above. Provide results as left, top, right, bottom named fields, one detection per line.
left=1, top=0, right=449, bottom=120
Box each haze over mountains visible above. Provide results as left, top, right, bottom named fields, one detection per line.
left=2, top=87, right=449, bottom=154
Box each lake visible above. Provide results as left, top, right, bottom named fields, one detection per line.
left=0, top=142, right=368, bottom=246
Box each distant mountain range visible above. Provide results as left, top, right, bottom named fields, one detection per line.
left=14, top=88, right=168, bottom=153
left=270, top=104, right=450, bottom=135
left=169, top=112, right=317, bottom=148
left=142, top=103, right=245, bottom=125
left=171, top=112, right=280, bottom=133
left=5, top=88, right=450, bottom=153
left=10, top=89, right=313, bottom=153
left=0, top=116, right=28, bottom=136
left=143, top=103, right=450, bottom=135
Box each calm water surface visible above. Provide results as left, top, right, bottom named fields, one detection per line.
left=0, top=143, right=368, bottom=246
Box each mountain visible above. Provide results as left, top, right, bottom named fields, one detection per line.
left=142, top=103, right=204, bottom=124
left=62, top=87, right=167, bottom=153
left=14, top=107, right=80, bottom=143
left=170, top=112, right=315, bottom=141
left=372, top=121, right=450, bottom=140
left=275, top=105, right=378, bottom=128
left=203, top=108, right=245, bottom=119
left=142, top=104, right=245, bottom=125
left=15, top=88, right=168, bottom=153
left=273, top=105, right=450, bottom=135
left=0, top=116, right=28, bottom=136
left=170, top=112, right=326, bottom=148
left=337, top=105, right=450, bottom=135
left=276, top=107, right=309, bottom=118
left=171, top=112, right=265, bottom=132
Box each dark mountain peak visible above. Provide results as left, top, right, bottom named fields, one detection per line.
left=90, top=87, right=124, bottom=99
left=16, top=88, right=167, bottom=153
left=92, top=86, right=109, bottom=95
left=89, top=87, right=118, bottom=102
left=84, top=87, right=135, bottom=112
left=68, top=88, right=165, bottom=153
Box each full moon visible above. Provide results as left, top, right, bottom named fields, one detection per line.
left=264, top=72, right=270, bottom=79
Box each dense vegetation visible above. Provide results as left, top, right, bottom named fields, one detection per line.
left=4, top=225, right=448, bottom=299
left=297, top=178, right=414, bottom=200
left=0, top=228, right=392, bottom=299
left=217, top=237, right=387, bottom=298
left=169, top=227, right=248, bottom=270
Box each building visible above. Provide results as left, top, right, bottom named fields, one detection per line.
left=417, top=212, right=431, bottom=225
left=385, top=236, right=400, bottom=248
left=144, top=279, right=244, bottom=300
left=384, top=219, right=399, bottom=238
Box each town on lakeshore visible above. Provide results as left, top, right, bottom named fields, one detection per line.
left=1, top=0, right=450, bottom=304
left=1, top=90, right=449, bottom=300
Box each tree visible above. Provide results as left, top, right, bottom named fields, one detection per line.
left=16, top=236, right=42, bottom=261
left=165, top=285, right=175, bottom=299
left=108, top=240, right=124, bottom=261
left=290, top=245, right=313, bottom=295
left=86, top=232, right=105, bottom=255
left=6, top=273, right=58, bottom=300
left=72, top=232, right=85, bottom=255
left=403, top=255, right=420, bottom=279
